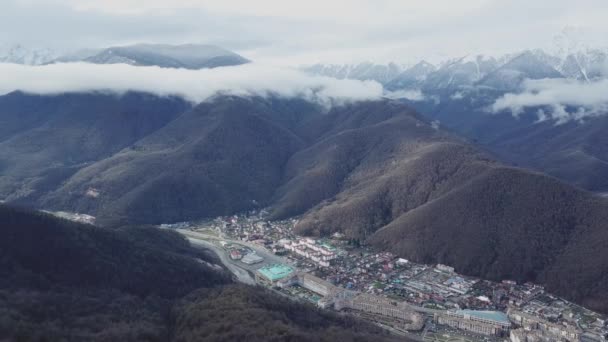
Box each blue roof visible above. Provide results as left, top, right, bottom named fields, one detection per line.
left=257, top=264, right=294, bottom=281
left=458, top=310, right=510, bottom=324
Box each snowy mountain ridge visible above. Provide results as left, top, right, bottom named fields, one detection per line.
left=0, top=43, right=250, bottom=70
left=304, top=48, right=608, bottom=90
left=0, top=44, right=59, bottom=65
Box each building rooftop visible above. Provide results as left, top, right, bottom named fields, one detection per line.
left=458, top=310, right=510, bottom=324
left=242, top=253, right=264, bottom=264
left=320, top=242, right=336, bottom=251
left=257, top=264, right=294, bottom=281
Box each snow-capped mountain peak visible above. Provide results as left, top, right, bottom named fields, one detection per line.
left=302, top=62, right=407, bottom=84
left=0, top=44, right=58, bottom=65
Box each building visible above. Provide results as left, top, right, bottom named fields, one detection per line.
left=276, top=271, right=423, bottom=331
left=255, top=264, right=295, bottom=285
left=434, top=310, right=511, bottom=336
left=229, top=250, right=242, bottom=260
left=508, top=309, right=581, bottom=341
left=510, top=328, right=577, bottom=342
left=283, top=238, right=337, bottom=267
left=336, top=292, right=424, bottom=331
left=241, top=253, right=264, bottom=265
left=278, top=272, right=343, bottom=308
left=436, top=264, right=455, bottom=273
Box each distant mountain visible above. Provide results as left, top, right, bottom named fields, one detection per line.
left=82, top=44, right=250, bottom=69
left=369, top=50, right=608, bottom=195
left=385, top=61, right=436, bottom=90
left=476, top=51, right=563, bottom=91
left=0, top=44, right=58, bottom=65
left=52, top=48, right=102, bottom=63
left=305, top=48, right=608, bottom=91
left=481, top=112, right=608, bottom=192
left=558, top=49, right=608, bottom=81
left=2, top=93, right=608, bottom=313
left=1, top=43, right=250, bottom=69
left=422, top=55, right=500, bottom=91
left=0, top=205, right=400, bottom=341
left=406, top=91, right=608, bottom=195
left=306, top=49, right=604, bottom=195
left=303, top=62, right=405, bottom=84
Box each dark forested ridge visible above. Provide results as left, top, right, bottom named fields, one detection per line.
left=0, top=205, right=403, bottom=341
left=0, top=91, right=191, bottom=205
left=401, top=85, right=608, bottom=194
left=38, top=96, right=320, bottom=226
left=172, top=285, right=400, bottom=342
left=0, top=204, right=230, bottom=340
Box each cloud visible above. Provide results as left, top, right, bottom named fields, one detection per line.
left=0, top=62, right=383, bottom=105
left=383, top=89, right=426, bottom=101
left=491, top=77, right=608, bottom=122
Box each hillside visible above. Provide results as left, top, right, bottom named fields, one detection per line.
left=401, top=84, right=608, bottom=194
left=0, top=91, right=190, bottom=204
left=0, top=205, right=231, bottom=340
left=261, top=101, right=608, bottom=312
left=172, top=285, right=400, bottom=342
left=39, top=97, right=320, bottom=226
left=483, top=114, right=608, bottom=192
left=3, top=94, right=608, bottom=313
left=0, top=205, right=400, bottom=341
left=366, top=168, right=608, bottom=313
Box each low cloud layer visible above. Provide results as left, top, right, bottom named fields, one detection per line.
left=0, top=62, right=383, bottom=105
left=492, top=78, right=608, bottom=122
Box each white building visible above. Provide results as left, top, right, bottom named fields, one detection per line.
left=241, top=253, right=264, bottom=265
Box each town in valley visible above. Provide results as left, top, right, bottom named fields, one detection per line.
left=157, top=210, right=608, bottom=342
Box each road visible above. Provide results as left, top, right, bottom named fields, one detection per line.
left=178, top=229, right=289, bottom=268
left=179, top=229, right=456, bottom=340
left=374, top=322, right=425, bottom=341
left=187, top=237, right=256, bottom=285
left=176, top=229, right=296, bottom=286
left=179, top=229, right=445, bottom=314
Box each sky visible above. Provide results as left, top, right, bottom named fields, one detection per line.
left=2, top=0, right=608, bottom=65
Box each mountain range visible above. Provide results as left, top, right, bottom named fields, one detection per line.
left=0, top=44, right=58, bottom=65
left=0, top=43, right=250, bottom=69
left=307, top=48, right=608, bottom=194
left=305, top=48, right=608, bottom=87
left=1, top=91, right=608, bottom=313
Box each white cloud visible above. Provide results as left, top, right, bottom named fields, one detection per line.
left=0, top=63, right=383, bottom=105
left=491, top=77, right=608, bottom=122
